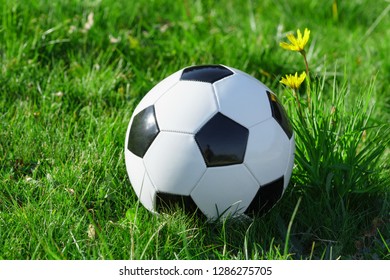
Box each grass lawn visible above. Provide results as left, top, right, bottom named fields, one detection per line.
left=0, top=0, right=389, bottom=259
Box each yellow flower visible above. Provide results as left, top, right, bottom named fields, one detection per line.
left=280, top=28, right=310, bottom=52
left=280, top=72, right=307, bottom=90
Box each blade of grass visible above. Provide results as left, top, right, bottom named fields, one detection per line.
left=283, top=196, right=302, bottom=258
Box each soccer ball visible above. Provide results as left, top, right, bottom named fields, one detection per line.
left=124, top=65, right=295, bottom=220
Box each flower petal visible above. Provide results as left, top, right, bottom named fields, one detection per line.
left=280, top=77, right=289, bottom=86
left=286, top=33, right=298, bottom=45
left=280, top=28, right=310, bottom=52
left=280, top=42, right=296, bottom=51
left=280, top=72, right=306, bottom=90
left=298, top=72, right=307, bottom=84
left=297, top=29, right=302, bottom=41
left=302, top=28, right=310, bottom=46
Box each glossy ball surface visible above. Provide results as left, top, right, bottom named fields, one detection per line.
left=125, top=65, right=295, bottom=220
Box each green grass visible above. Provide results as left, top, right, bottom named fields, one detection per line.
left=1, top=0, right=389, bottom=260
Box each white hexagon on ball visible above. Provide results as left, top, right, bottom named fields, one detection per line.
left=244, top=118, right=292, bottom=186
left=155, top=81, right=218, bottom=134
left=191, top=165, right=259, bottom=219
left=213, top=69, right=272, bottom=128
left=132, top=69, right=183, bottom=116
left=143, top=131, right=207, bottom=195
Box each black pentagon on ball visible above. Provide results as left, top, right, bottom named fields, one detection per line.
left=180, top=65, right=234, bottom=83
left=245, top=176, right=284, bottom=217
left=195, top=112, right=249, bottom=167
left=156, top=192, right=200, bottom=215
left=266, top=91, right=293, bottom=139
left=127, top=105, right=160, bottom=158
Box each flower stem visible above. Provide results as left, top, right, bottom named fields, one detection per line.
left=302, top=51, right=310, bottom=76
left=293, top=89, right=301, bottom=113
left=300, top=50, right=312, bottom=112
